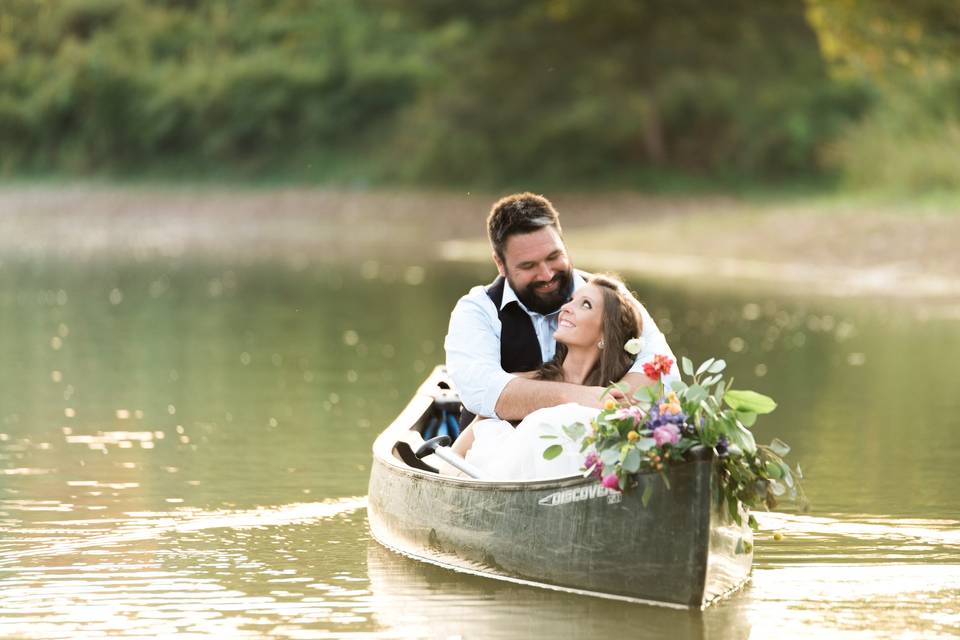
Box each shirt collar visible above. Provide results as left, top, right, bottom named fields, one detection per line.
left=500, top=271, right=587, bottom=316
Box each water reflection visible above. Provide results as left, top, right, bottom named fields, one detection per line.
left=365, top=542, right=750, bottom=639
left=1, top=255, right=959, bottom=637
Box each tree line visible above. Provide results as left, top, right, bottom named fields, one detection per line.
left=0, top=0, right=957, bottom=189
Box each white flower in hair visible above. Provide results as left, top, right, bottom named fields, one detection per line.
left=624, top=337, right=644, bottom=355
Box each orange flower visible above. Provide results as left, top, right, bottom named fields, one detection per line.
left=659, top=391, right=682, bottom=416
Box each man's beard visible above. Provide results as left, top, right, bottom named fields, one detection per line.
left=511, top=268, right=574, bottom=315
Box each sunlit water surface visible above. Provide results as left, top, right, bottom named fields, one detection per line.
left=1, top=255, right=958, bottom=639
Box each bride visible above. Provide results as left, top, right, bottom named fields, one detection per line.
left=452, top=274, right=647, bottom=481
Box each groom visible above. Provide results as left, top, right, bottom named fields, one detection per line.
left=444, top=192, right=678, bottom=424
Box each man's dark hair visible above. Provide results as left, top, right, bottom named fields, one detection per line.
left=486, top=192, right=562, bottom=261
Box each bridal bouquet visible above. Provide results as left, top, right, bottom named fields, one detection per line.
left=543, top=345, right=805, bottom=530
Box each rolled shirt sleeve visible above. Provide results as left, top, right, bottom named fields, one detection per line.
left=444, top=288, right=516, bottom=419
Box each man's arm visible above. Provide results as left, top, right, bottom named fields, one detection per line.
left=494, top=378, right=612, bottom=421
left=444, top=291, right=517, bottom=419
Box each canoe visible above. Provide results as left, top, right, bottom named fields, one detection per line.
left=366, top=365, right=753, bottom=609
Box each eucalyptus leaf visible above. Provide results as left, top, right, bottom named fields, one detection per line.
left=702, top=374, right=721, bottom=387
left=670, top=379, right=689, bottom=394
left=769, top=438, right=791, bottom=457
left=562, top=422, right=586, bottom=441
left=721, top=418, right=757, bottom=454
left=795, top=463, right=803, bottom=479
left=636, top=437, right=656, bottom=451
left=707, top=359, right=726, bottom=374
left=622, top=448, right=641, bottom=473
left=770, top=479, right=786, bottom=496
left=600, top=448, right=621, bottom=466
left=713, top=380, right=726, bottom=403
left=696, top=357, right=715, bottom=376
left=681, top=356, right=694, bottom=377
left=543, top=444, right=564, bottom=460
left=724, top=389, right=777, bottom=414
left=781, top=464, right=795, bottom=488
left=685, top=384, right=708, bottom=406
left=641, top=483, right=653, bottom=508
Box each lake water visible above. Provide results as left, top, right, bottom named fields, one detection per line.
left=1, top=250, right=958, bottom=639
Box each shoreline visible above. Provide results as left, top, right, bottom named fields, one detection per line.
left=2, top=184, right=958, bottom=309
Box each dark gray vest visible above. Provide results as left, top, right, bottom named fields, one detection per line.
left=458, top=275, right=571, bottom=428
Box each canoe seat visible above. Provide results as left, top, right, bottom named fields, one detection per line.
left=393, top=440, right=439, bottom=473
left=394, top=430, right=468, bottom=478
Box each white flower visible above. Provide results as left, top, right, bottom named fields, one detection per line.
left=624, top=337, right=644, bottom=355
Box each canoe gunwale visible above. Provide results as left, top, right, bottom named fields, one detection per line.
left=372, top=365, right=711, bottom=491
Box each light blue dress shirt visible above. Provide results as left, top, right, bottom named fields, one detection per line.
left=444, top=271, right=678, bottom=419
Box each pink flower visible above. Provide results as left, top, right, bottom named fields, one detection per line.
left=652, top=424, right=681, bottom=447
left=601, top=472, right=622, bottom=492
left=583, top=452, right=604, bottom=480
left=611, top=405, right=644, bottom=426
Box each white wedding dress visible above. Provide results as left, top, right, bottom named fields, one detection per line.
left=464, top=403, right=600, bottom=481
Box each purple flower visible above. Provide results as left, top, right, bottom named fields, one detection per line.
left=583, top=452, right=604, bottom=480
left=601, top=472, right=622, bottom=492
left=715, top=435, right=729, bottom=457
left=652, top=424, right=681, bottom=447
left=644, top=400, right=687, bottom=430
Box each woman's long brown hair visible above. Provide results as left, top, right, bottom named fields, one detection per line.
left=536, top=274, right=642, bottom=386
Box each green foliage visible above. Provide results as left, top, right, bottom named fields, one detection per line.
left=0, top=0, right=424, bottom=174
left=807, top=0, right=960, bottom=191
left=1, top=0, right=952, bottom=188
left=555, top=355, right=806, bottom=527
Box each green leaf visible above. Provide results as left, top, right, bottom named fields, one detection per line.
left=795, top=463, right=803, bottom=479
left=539, top=434, right=557, bottom=439
left=562, top=422, right=586, bottom=441
left=681, top=356, right=694, bottom=377
left=622, top=448, right=641, bottom=473
left=707, top=359, right=726, bottom=374
left=641, top=483, right=653, bottom=507
left=685, top=384, right=708, bottom=406
left=696, top=358, right=716, bottom=376
left=724, top=389, right=777, bottom=414
left=769, top=438, right=791, bottom=457
left=702, top=374, right=722, bottom=387
left=721, top=418, right=757, bottom=454
left=736, top=411, right=757, bottom=428
left=770, top=479, right=786, bottom=496
left=713, top=380, right=726, bottom=404
left=764, top=460, right=783, bottom=478
left=543, top=444, right=564, bottom=460
left=635, top=437, right=656, bottom=452
left=670, top=379, right=689, bottom=394
left=781, top=464, right=795, bottom=488
left=600, top=448, right=621, bottom=466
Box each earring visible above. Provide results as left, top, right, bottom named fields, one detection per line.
left=598, top=340, right=605, bottom=349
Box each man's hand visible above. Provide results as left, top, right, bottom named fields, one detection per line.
left=493, top=372, right=649, bottom=420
